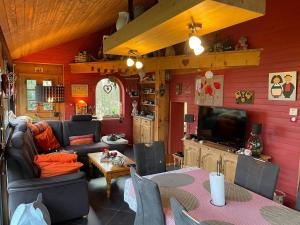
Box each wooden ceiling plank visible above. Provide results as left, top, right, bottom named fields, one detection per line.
left=0, top=0, right=156, bottom=59
left=103, top=0, right=265, bottom=55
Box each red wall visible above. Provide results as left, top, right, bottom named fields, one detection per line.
left=15, top=31, right=134, bottom=143
left=170, top=0, right=300, bottom=206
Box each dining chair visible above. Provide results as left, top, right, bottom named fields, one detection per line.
left=130, top=167, right=143, bottom=225
left=170, top=197, right=204, bottom=225
left=295, top=184, right=300, bottom=211
left=234, top=155, right=280, bottom=199
left=133, top=141, right=166, bottom=176
left=130, top=167, right=165, bottom=225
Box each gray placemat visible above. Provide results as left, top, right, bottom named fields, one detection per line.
left=159, top=187, right=199, bottom=211
left=151, top=173, right=195, bottom=187
left=203, top=220, right=234, bottom=225
left=260, top=206, right=300, bottom=225
left=203, top=180, right=252, bottom=202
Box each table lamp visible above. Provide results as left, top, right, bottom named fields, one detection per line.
left=184, top=114, right=195, bottom=139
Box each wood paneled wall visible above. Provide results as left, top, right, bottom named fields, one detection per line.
left=169, top=0, right=300, bottom=207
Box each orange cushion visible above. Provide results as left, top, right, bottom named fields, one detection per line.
left=34, top=126, right=61, bottom=152
left=69, top=134, right=93, bottom=146
left=28, top=121, right=49, bottom=136
left=35, top=153, right=78, bottom=163
left=34, top=153, right=83, bottom=178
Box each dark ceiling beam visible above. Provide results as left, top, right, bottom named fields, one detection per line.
left=0, top=27, right=12, bottom=68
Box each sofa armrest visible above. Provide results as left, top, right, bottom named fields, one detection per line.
left=8, top=171, right=86, bottom=191
left=7, top=171, right=89, bottom=223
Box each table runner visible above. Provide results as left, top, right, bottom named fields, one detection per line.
left=124, top=167, right=300, bottom=225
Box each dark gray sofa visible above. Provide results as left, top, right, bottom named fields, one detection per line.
left=7, top=121, right=89, bottom=223
left=47, top=119, right=108, bottom=172
left=7, top=119, right=108, bottom=223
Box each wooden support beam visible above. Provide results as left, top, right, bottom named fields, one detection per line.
left=103, top=0, right=265, bottom=55
left=70, top=49, right=262, bottom=74
left=0, top=27, right=12, bottom=69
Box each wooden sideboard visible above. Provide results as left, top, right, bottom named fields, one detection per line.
left=183, top=139, right=271, bottom=183
left=133, top=116, right=154, bottom=144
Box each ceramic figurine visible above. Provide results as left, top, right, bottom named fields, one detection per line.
left=235, top=36, right=248, bottom=50
left=131, top=100, right=138, bottom=116
left=116, top=12, right=129, bottom=31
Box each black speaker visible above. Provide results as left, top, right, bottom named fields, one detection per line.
left=252, top=123, right=262, bottom=135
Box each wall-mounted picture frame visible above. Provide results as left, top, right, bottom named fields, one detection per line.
left=195, top=75, right=224, bottom=106
left=71, top=84, right=88, bottom=97
left=268, top=71, right=297, bottom=101
left=235, top=90, right=254, bottom=104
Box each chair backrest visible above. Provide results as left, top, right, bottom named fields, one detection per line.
left=234, top=155, right=279, bottom=199
left=170, top=197, right=202, bottom=225
left=296, top=186, right=300, bottom=211
left=133, top=141, right=166, bottom=176
left=140, top=177, right=165, bottom=225
left=130, top=167, right=143, bottom=225
left=130, top=167, right=165, bottom=225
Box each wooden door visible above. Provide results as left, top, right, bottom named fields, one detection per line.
left=133, top=117, right=141, bottom=144
left=184, top=143, right=200, bottom=167
left=17, top=74, right=62, bottom=120
left=222, top=152, right=238, bottom=183
left=200, top=146, right=221, bottom=172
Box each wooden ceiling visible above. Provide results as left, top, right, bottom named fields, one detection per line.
left=0, top=0, right=156, bottom=59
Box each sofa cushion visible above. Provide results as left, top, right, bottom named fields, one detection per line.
left=34, top=153, right=83, bottom=178
left=64, top=142, right=108, bottom=156
left=69, top=134, right=94, bottom=146
left=62, top=120, right=101, bottom=146
left=34, top=127, right=61, bottom=153
left=10, top=124, right=39, bottom=178
left=27, top=121, right=48, bottom=136
left=46, top=120, right=64, bottom=147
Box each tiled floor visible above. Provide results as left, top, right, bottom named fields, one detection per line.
left=55, top=147, right=179, bottom=225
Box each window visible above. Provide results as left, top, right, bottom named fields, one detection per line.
left=26, top=79, right=53, bottom=111
left=96, top=78, right=121, bottom=119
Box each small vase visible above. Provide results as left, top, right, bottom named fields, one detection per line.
left=116, top=12, right=129, bottom=31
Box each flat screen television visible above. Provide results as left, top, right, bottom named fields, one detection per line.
left=197, top=106, right=247, bottom=149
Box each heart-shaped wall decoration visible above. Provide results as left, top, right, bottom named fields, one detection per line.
left=103, top=85, right=112, bottom=94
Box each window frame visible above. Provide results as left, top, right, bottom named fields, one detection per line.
left=95, top=77, right=124, bottom=120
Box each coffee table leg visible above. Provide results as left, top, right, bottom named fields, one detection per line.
left=106, top=175, right=111, bottom=198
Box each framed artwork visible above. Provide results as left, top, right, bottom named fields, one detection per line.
left=195, top=75, right=224, bottom=106
left=268, top=71, right=297, bottom=101
left=235, top=90, right=254, bottom=104
left=71, top=84, right=88, bottom=97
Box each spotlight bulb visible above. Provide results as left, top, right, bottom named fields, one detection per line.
left=127, top=57, right=134, bottom=67
left=135, top=61, right=143, bottom=69
left=189, top=35, right=201, bottom=49
left=193, top=45, right=204, bottom=56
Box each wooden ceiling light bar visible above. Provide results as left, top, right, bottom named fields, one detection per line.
left=103, top=0, right=265, bottom=56
left=70, top=49, right=262, bottom=74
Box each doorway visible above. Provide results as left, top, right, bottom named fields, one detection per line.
left=168, top=102, right=187, bottom=154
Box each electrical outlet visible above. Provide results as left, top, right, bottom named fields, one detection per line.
left=289, top=108, right=298, bottom=116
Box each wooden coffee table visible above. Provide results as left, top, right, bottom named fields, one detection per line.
left=88, top=151, right=134, bottom=198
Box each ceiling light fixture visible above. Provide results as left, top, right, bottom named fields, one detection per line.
left=126, top=50, right=143, bottom=69
left=135, top=60, right=143, bottom=69
left=126, top=57, right=134, bottom=67
left=188, top=17, right=205, bottom=55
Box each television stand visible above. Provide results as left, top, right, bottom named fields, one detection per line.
left=182, top=139, right=271, bottom=182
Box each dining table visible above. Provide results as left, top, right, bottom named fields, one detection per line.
left=124, top=167, right=300, bottom=225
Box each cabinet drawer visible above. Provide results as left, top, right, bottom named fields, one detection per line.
left=141, top=119, right=152, bottom=127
